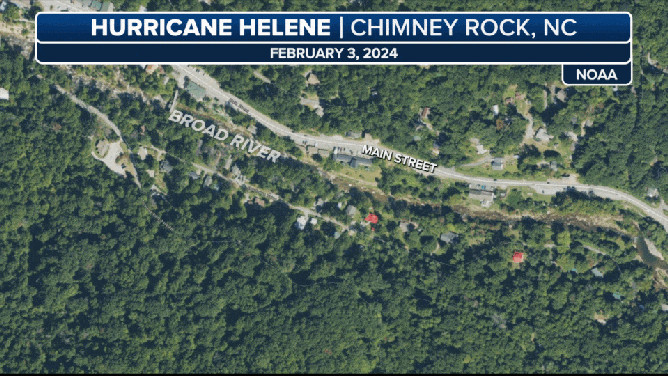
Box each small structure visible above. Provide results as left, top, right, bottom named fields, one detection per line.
left=612, top=292, right=622, bottom=300
left=661, top=304, right=668, bottom=312
left=159, top=159, right=173, bottom=173
left=399, top=222, right=411, bottom=233
left=469, top=184, right=495, bottom=207
left=188, top=171, right=200, bottom=180
left=100, top=1, right=114, bottom=11
left=440, top=232, right=458, bottom=244
left=420, top=107, right=431, bottom=120
left=223, top=157, right=233, bottom=170
left=350, top=156, right=373, bottom=169
left=647, top=187, right=659, bottom=199
left=306, top=72, right=320, bottom=85
left=306, top=145, right=318, bottom=155
left=491, top=157, right=504, bottom=171
left=0, top=1, right=7, bottom=12
left=295, top=215, right=308, bottom=230
left=550, top=160, right=558, bottom=171
left=316, top=149, right=330, bottom=158
left=204, top=175, right=213, bottom=187
left=0, top=88, right=8, bottom=100
left=345, top=205, right=358, bottom=217
left=309, top=217, right=317, bottom=225
left=332, top=153, right=353, bottom=164
left=534, top=128, right=554, bottom=142
left=145, top=65, right=159, bottom=74
left=591, top=268, right=604, bottom=278
left=364, top=213, right=379, bottom=224
left=512, top=252, right=525, bottom=263
left=185, top=81, right=206, bottom=101
left=90, top=0, right=102, bottom=10
left=491, top=104, right=500, bottom=116
left=345, top=131, right=363, bottom=139
left=252, top=197, right=265, bottom=207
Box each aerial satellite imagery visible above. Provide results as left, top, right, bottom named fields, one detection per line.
left=0, top=0, right=666, bottom=373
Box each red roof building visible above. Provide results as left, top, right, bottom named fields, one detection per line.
left=364, top=214, right=379, bottom=224
left=512, top=252, right=525, bottom=263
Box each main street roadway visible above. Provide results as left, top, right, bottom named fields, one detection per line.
left=172, top=65, right=668, bottom=232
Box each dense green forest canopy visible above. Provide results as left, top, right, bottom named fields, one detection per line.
left=1, top=36, right=668, bottom=373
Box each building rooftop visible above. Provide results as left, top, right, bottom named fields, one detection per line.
left=440, top=232, right=458, bottom=244
left=350, top=156, right=373, bottom=168
left=332, top=153, right=354, bottom=164
left=90, top=0, right=102, bottom=10
left=185, top=81, right=206, bottom=101
left=100, top=1, right=113, bottom=12
left=295, top=215, right=308, bottom=230
left=159, top=159, right=173, bottom=173
left=0, top=87, right=8, bottom=100
left=491, top=157, right=504, bottom=170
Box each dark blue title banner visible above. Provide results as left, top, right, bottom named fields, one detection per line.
left=36, top=12, right=631, bottom=42
left=35, top=11, right=632, bottom=74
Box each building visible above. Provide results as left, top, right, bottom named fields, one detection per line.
left=90, top=0, right=102, bottom=10
left=295, top=215, right=308, bottom=230
left=647, top=187, right=659, bottom=198
left=534, top=128, right=554, bottom=142
left=420, top=107, right=431, bottom=120
left=306, top=145, right=318, bottom=155
left=185, top=81, right=206, bottom=101
left=159, top=159, right=173, bottom=173
left=100, top=1, right=113, bottom=11
left=253, top=197, right=265, bottom=207
left=469, top=184, right=495, bottom=207
left=345, top=205, right=358, bottom=217
left=332, top=153, right=353, bottom=164
left=333, top=153, right=372, bottom=169
left=550, top=160, right=558, bottom=171
left=188, top=171, right=200, bottom=180
left=440, top=232, right=458, bottom=244
left=350, top=156, right=373, bottom=169
left=345, top=131, right=363, bottom=139
left=0, top=1, right=7, bottom=13
left=0, top=88, right=8, bottom=100
left=491, top=104, right=500, bottom=116
left=491, top=157, right=504, bottom=171
left=512, top=252, right=525, bottom=263
left=145, top=65, right=159, bottom=74
left=591, top=268, right=604, bottom=278
left=364, top=213, right=379, bottom=224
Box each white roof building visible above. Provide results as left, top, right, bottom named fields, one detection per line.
left=0, top=88, right=9, bottom=100
left=295, top=215, right=308, bottom=231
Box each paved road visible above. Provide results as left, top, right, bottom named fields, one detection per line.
left=173, top=65, right=668, bottom=232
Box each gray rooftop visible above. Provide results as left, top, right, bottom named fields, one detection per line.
left=333, top=153, right=354, bottom=164
left=186, top=81, right=206, bottom=101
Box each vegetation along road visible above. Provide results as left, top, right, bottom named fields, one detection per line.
left=173, top=65, right=668, bottom=232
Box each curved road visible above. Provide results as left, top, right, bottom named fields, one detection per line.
left=173, top=65, right=668, bottom=232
